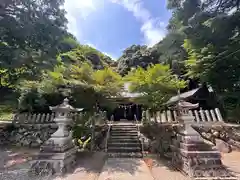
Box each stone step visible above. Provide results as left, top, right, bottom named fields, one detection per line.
left=180, top=142, right=214, bottom=151
left=109, top=136, right=139, bottom=140
left=110, top=132, right=138, bottom=137
left=191, top=165, right=237, bottom=179
left=111, top=127, right=137, bottom=131
left=112, top=125, right=136, bottom=126
left=111, top=131, right=137, bottom=134
left=189, top=158, right=222, bottom=166
left=112, top=125, right=137, bottom=127
left=108, top=139, right=140, bottom=143
left=108, top=152, right=143, bottom=158
left=111, top=129, right=138, bottom=132
left=195, top=178, right=238, bottom=180
left=108, top=142, right=141, bottom=148
left=111, top=130, right=138, bottom=133
left=111, top=133, right=138, bottom=136
left=108, top=146, right=141, bottom=153
left=179, top=150, right=221, bottom=158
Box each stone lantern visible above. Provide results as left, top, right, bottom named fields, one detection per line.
left=30, top=98, right=82, bottom=176
left=171, top=100, right=234, bottom=178
left=177, top=100, right=200, bottom=140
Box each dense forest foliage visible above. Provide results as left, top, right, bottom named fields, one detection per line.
left=117, top=0, right=240, bottom=122
left=0, top=0, right=118, bottom=115
left=1, top=0, right=240, bottom=122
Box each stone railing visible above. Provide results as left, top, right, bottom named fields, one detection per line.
left=145, top=108, right=224, bottom=123
left=12, top=112, right=85, bottom=124
left=12, top=111, right=107, bottom=125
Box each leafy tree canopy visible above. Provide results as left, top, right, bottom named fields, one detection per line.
left=166, top=0, right=240, bottom=121
left=124, top=64, right=186, bottom=110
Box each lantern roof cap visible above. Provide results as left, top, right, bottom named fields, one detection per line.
left=50, top=98, right=83, bottom=112
left=177, top=100, right=199, bottom=110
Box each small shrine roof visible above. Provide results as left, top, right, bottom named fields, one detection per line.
left=177, top=100, right=199, bottom=109
left=166, top=88, right=200, bottom=105
left=165, top=86, right=214, bottom=105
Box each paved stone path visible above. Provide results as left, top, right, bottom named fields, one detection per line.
left=0, top=148, right=105, bottom=180
left=222, top=152, right=240, bottom=177
left=1, top=147, right=240, bottom=180
left=55, top=152, right=106, bottom=180
left=98, top=158, right=154, bottom=180
left=148, top=157, right=191, bottom=180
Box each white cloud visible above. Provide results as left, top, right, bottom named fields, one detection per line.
left=110, top=0, right=166, bottom=46
left=64, top=1, right=118, bottom=60
left=103, top=52, right=118, bottom=60
left=64, top=0, right=96, bottom=39
left=84, top=41, right=98, bottom=49
left=84, top=41, right=118, bottom=60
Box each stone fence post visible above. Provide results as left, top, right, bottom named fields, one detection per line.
left=142, top=111, right=147, bottom=124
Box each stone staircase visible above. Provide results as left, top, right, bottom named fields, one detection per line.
left=107, top=122, right=143, bottom=158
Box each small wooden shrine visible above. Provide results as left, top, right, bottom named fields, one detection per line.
left=108, top=81, right=219, bottom=121
left=109, top=83, right=142, bottom=121
left=165, top=82, right=219, bottom=110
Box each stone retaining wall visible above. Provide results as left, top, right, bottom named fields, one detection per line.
left=0, top=111, right=107, bottom=148
left=140, top=122, right=240, bottom=156
left=193, top=124, right=240, bottom=151
left=140, top=123, right=180, bottom=155
left=0, top=123, right=57, bottom=147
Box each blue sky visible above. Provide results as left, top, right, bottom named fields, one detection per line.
left=64, top=0, right=171, bottom=59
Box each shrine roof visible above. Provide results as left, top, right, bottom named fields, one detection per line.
left=165, top=86, right=214, bottom=105
left=166, top=88, right=200, bottom=105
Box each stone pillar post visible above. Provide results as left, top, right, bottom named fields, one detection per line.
left=142, top=111, right=147, bottom=124
left=90, top=113, right=95, bottom=151
left=146, top=109, right=151, bottom=121
left=136, top=104, right=139, bottom=120
left=30, top=98, right=81, bottom=176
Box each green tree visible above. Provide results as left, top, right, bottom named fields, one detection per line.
left=152, top=32, right=187, bottom=75
left=117, top=45, right=159, bottom=76
left=167, top=0, right=240, bottom=121
left=18, top=62, right=122, bottom=112
left=0, top=0, right=68, bottom=87
left=124, top=64, right=186, bottom=110
left=93, top=67, right=123, bottom=97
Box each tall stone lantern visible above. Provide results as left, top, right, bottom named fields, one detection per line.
left=30, top=98, right=81, bottom=176
left=171, top=100, right=234, bottom=178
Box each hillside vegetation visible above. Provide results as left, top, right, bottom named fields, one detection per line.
left=1, top=0, right=240, bottom=122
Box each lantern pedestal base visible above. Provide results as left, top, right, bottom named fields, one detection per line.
left=29, top=147, right=77, bottom=176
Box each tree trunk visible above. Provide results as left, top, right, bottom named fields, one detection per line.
left=90, top=115, right=95, bottom=151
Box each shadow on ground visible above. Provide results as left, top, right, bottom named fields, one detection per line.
left=144, top=155, right=178, bottom=172
left=104, top=158, right=143, bottom=175
left=0, top=147, right=106, bottom=180
left=70, top=151, right=106, bottom=174
left=0, top=146, right=37, bottom=172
